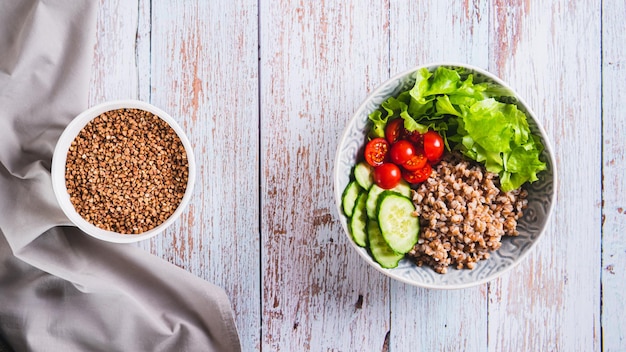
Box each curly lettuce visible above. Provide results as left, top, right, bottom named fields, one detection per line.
left=368, top=66, right=546, bottom=192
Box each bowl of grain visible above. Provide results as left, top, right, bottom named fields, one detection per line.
left=334, top=63, right=557, bottom=289
left=52, top=100, right=195, bottom=243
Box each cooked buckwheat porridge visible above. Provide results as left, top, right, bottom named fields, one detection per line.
left=408, top=152, right=528, bottom=274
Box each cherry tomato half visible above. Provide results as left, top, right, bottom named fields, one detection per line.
left=402, top=150, right=427, bottom=171
left=364, top=138, right=389, bottom=167
left=402, top=163, right=432, bottom=184
left=373, top=163, right=402, bottom=189
left=389, top=140, right=416, bottom=165
left=423, top=130, right=444, bottom=162
left=385, top=118, right=404, bottom=144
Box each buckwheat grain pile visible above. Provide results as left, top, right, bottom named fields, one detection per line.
left=408, top=152, right=528, bottom=274
left=65, top=108, right=189, bottom=234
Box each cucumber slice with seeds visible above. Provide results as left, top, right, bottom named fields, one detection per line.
left=366, top=181, right=411, bottom=219
left=367, top=220, right=404, bottom=268
left=341, top=181, right=362, bottom=217
left=354, top=162, right=374, bottom=190
left=377, top=191, right=420, bottom=254
left=349, top=192, right=368, bottom=247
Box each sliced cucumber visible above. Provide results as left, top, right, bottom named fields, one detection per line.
left=349, top=193, right=368, bottom=247
left=367, top=220, right=404, bottom=268
left=354, top=162, right=374, bottom=190
left=341, top=181, right=362, bottom=217
left=377, top=191, right=420, bottom=254
left=365, top=181, right=411, bottom=219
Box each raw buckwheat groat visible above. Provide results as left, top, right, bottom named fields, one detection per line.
left=65, top=108, right=189, bottom=234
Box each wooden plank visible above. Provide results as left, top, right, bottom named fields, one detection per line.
left=601, top=0, right=626, bottom=350
left=259, top=1, right=391, bottom=350
left=136, top=0, right=151, bottom=103
left=147, top=2, right=260, bottom=351
left=89, top=0, right=139, bottom=104
left=388, top=1, right=490, bottom=350
left=487, top=1, right=601, bottom=351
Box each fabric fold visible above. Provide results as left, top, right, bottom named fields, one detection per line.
left=0, top=1, right=241, bottom=351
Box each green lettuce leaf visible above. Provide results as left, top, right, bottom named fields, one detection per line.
left=367, top=110, right=387, bottom=138
left=367, top=65, right=546, bottom=191
left=459, top=98, right=546, bottom=191
left=435, top=95, right=462, bottom=117
left=426, top=66, right=462, bottom=95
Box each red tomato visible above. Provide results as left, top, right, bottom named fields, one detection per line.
left=364, top=138, right=389, bottom=167
left=373, top=163, right=402, bottom=189
left=389, top=140, right=416, bottom=165
left=404, top=130, right=423, bottom=147
left=385, top=119, right=404, bottom=144
left=423, top=131, right=444, bottom=162
left=402, top=150, right=427, bottom=171
left=402, top=163, right=432, bottom=184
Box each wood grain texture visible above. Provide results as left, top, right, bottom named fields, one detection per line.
left=602, top=0, right=626, bottom=350
left=135, top=0, right=151, bottom=103
left=487, top=1, right=601, bottom=351
left=146, top=2, right=261, bottom=351
left=89, top=0, right=139, bottom=103
left=87, top=0, right=621, bottom=350
left=259, top=1, right=391, bottom=350
left=388, top=1, right=491, bottom=351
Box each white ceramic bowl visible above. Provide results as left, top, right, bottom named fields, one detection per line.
left=51, top=100, right=196, bottom=243
left=334, top=63, right=557, bottom=289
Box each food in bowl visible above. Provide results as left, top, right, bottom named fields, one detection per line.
left=340, top=65, right=547, bottom=274
left=408, top=152, right=528, bottom=273
left=64, top=108, right=189, bottom=234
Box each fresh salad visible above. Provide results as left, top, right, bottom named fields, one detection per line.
left=342, top=66, right=547, bottom=269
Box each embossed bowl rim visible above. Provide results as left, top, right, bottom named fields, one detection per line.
left=333, top=62, right=557, bottom=289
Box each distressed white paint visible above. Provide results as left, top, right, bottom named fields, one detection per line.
left=148, top=2, right=261, bottom=351
left=90, top=0, right=139, bottom=103
left=88, top=0, right=621, bottom=350
left=602, top=0, right=626, bottom=350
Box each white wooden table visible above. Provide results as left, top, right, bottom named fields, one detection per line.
left=91, top=1, right=623, bottom=350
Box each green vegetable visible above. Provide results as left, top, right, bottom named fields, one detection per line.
left=341, top=181, right=361, bottom=217
left=367, top=220, right=404, bottom=268
left=341, top=164, right=413, bottom=268
left=456, top=98, right=546, bottom=191
left=353, top=162, right=374, bottom=190
left=365, top=182, right=411, bottom=219
left=368, top=66, right=546, bottom=191
left=376, top=191, right=420, bottom=254
left=349, top=192, right=368, bottom=247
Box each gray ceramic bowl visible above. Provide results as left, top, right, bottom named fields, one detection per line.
left=334, top=63, right=557, bottom=289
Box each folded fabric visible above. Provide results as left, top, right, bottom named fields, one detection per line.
left=0, top=1, right=241, bottom=351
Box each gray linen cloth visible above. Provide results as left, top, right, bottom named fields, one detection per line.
left=0, top=1, right=241, bottom=351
